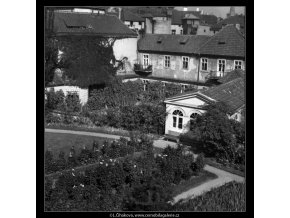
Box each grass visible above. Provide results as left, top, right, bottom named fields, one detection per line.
left=45, top=123, right=161, bottom=140
left=45, top=132, right=114, bottom=158
left=205, top=158, right=245, bottom=177
left=172, top=170, right=218, bottom=197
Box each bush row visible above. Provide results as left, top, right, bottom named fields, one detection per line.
left=45, top=134, right=150, bottom=174
left=45, top=89, right=81, bottom=113
left=45, top=138, right=206, bottom=211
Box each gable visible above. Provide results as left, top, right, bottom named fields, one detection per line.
left=164, top=93, right=213, bottom=109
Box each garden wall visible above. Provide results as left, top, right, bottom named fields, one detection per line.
left=46, top=86, right=88, bottom=105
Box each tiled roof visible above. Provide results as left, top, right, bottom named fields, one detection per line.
left=122, top=9, right=145, bottom=22
left=137, top=34, right=210, bottom=54
left=211, top=15, right=245, bottom=31
left=53, top=12, right=138, bottom=37
left=126, top=7, right=168, bottom=17
left=218, top=69, right=245, bottom=84
left=198, top=24, right=245, bottom=57
left=172, top=10, right=217, bottom=26
left=201, top=77, right=245, bottom=112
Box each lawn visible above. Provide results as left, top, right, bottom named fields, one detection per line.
left=45, top=132, right=113, bottom=158
left=172, top=170, right=218, bottom=197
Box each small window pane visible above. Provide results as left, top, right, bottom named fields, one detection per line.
left=178, top=118, right=183, bottom=129
left=173, top=116, right=177, bottom=127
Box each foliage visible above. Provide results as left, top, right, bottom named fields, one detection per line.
left=87, top=78, right=143, bottom=111
left=46, top=89, right=65, bottom=111
left=45, top=135, right=212, bottom=211
left=189, top=102, right=245, bottom=165
left=57, top=36, right=117, bottom=88
left=191, top=153, right=205, bottom=174
left=45, top=36, right=69, bottom=86
left=65, top=92, right=81, bottom=113
left=171, top=182, right=245, bottom=211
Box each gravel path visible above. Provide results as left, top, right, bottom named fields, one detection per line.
left=45, top=128, right=178, bottom=149
left=172, top=164, right=245, bottom=204
left=45, top=128, right=245, bottom=204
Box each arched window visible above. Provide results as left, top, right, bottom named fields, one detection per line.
left=172, top=110, right=183, bottom=129
left=190, top=113, right=199, bottom=120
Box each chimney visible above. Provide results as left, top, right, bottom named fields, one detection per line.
left=196, top=8, right=199, bottom=12
left=201, top=10, right=204, bottom=15
left=183, top=7, right=188, bottom=11
left=235, top=23, right=240, bottom=30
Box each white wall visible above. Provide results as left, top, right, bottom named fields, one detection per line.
left=113, top=38, right=138, bottom=74
left=197, top=25, right=214, bottom=36
left=171, top=25, right=183, bottom=34
left=165, top=103, right=206, bottom=135
left=45, top=86, right=88, bottom=106
left=124, top=21, right=144, bottom=31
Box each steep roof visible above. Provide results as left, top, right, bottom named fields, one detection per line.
left=198, top=24, right=245, bottom=58
left=201, top=77, right=245, bottom=112
left=218, top=69, right=245, bottom=84
left=122, top=9, right=145, bottom=22
left=211, top=15, right=245, bottom=31
left=126, top=7, right=168, bottom=17
left=137, top=34, right=210, bottom=54
left=53, top=12, right=138, bottom=37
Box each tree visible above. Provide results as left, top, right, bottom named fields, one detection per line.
left=190, top=102, right=245, bottom=164
left=57, top=36, right=117, bottom=88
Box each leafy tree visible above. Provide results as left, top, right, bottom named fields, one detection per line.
left=45, top=8, right=69, bottom=86
left=57, top=36, right=117, bottom=88
left=190, top=102, right=245, bottom=164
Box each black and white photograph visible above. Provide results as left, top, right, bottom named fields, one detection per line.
left=43, top=5, right=248, bottom=213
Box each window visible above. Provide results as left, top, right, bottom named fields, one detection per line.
left=130, top=21, right=133, bottom=26
left=172, top=110, right=183, bottom=129
left=139, top=22, right=142, bottom=25
left=201, top=58, right=208, bottom=71
left=172, top=30, right=176, bottom=35
left=180, top=29, right=183, bottom=35
left=143, top=54, right=149, bottom=66
left=190, top=113, right=199, bottom=129
left=234, top=60, right=242, bottom=69
left=182, top=57, right=189, bottom=69
left=218, top=59, right=226, bottom=73
left=190, top=113, right=199, bottom=120
left=204, top=29, right=206, bottom=32
left=164, top=56, right=170, bottom=68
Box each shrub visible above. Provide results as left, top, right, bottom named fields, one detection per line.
left=65, top=92, right=81, bottom=113
left=45, top=113, right=62, bottom=124
left=191, top=153, right=205, bottom=174
left=46, top=89, right=66, bottom=111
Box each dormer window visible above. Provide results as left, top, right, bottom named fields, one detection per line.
left=157, top=37, right=162, bottom=43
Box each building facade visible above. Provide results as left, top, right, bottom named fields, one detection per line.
left=164, top=77, right=245, bottom=136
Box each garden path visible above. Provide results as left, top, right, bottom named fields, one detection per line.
left=45, top=128, right=178, bottom=149
left=172, top=164, right=245, bottom=204
left=45, top=128, right=245, bottom=204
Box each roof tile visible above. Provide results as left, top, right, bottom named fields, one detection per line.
left=53, top=12, right=138, bottom=37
